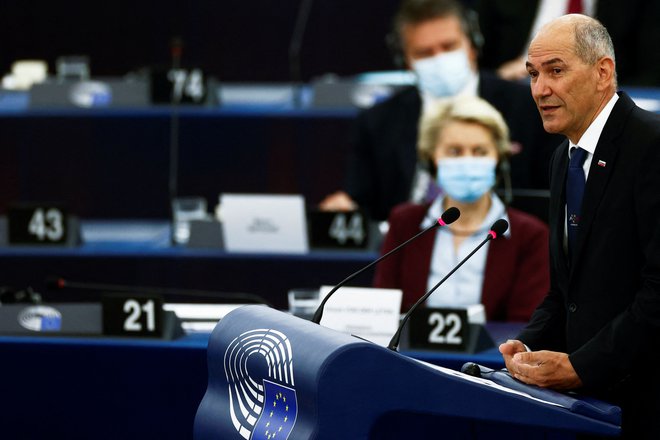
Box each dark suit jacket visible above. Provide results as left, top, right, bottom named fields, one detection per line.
left=344, top=70, right=561, bottom=221
left=476, top=0, right=660, bottom=86
left=518, top=92, right=660, bottom=438
left=373, top=202, right=550, bottom=322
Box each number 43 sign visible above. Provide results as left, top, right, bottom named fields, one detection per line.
left=8, top=204, right=68, bottom=245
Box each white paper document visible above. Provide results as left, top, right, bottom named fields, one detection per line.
left=220, top=193, right=308, bottom=254
left=319, top=285, right=403, bottom=347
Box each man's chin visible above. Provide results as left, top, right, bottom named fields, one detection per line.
left=541, top=120, right=563, bottom=135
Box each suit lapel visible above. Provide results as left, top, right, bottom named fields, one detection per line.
left=570, top=93, right=634, bottom=275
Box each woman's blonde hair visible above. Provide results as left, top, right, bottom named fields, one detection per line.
left=418, top=96, right=512, bottom=172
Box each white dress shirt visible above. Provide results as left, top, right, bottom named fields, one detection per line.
left=564, top=93, right=619, bottom=243
left=421, top=194, right=510, bottom=308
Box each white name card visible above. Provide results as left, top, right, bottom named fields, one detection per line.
left=220, top=193, right=309, bottom=254
left=319, top=285, right=403, bottom=347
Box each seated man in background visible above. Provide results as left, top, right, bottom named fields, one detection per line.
left=319, top=0, right=560, bottom=222
left=373, top=96, right=549, bottom=322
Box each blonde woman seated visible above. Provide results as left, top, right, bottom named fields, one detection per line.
left=373, top=96, right=549, bottom=322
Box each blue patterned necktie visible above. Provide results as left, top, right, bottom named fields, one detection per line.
left=566, top=147, right=587, bottom=259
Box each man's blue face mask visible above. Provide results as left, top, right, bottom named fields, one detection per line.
left=413, top=49, right=473, bottom=98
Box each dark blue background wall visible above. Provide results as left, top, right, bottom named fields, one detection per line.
left=0, top=0, right=402, bottom=82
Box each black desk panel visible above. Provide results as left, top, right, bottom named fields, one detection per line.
left=0, top=239, right=378, bottom=310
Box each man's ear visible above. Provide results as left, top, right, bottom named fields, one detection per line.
left=596, top=56, right=616, bottom=90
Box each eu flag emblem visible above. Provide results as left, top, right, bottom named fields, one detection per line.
left=251, top=380, right=298, bottom=440
left=41, top=315, right=62, bottom=331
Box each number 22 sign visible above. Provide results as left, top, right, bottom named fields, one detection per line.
left=408, top=307, right=469, bottom=351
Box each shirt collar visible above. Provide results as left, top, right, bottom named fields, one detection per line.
left=569, top=93, right=619, bottom=154
left=421, top=193, right=511, bottom=238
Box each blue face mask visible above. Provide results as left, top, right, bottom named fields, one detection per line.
left=412, top=49, right=473, bottom=98
left=437, top=157, right=497, bottom=203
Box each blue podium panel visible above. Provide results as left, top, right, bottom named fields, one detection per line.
left=0, top=312, right=617, bottom=439
left=195, top=306, right=621, bottom=440
left=0, top=323, right=512, bottom=439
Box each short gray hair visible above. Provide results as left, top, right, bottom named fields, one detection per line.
left=574, top=19, right=615, bottom=63
left=573, top=16, right=618, bottom=85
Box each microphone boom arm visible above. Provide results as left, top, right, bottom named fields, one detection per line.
left=311, top=207, right=460, bottom=324
left=311, top=222, right=440, bottom=324
left=388, top=218, right=508, bottom=351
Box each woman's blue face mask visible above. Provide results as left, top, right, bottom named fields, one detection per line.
left=436, top=157, right=497, bottom=203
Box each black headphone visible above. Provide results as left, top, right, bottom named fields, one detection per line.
left=498, top=156, right=513, bottom=205
left=386, top=5, right=484, bottom=69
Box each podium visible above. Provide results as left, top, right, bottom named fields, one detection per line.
left=194, top=306, right=621, bottom=439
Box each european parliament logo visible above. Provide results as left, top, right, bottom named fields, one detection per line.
left=224, top=328, right=298, bottom=440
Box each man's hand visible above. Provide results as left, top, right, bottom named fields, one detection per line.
left=499, top=339, right=528, bottom=370
left=319, top=191, right=357, bottom=212
left=508, top=349, right=583, bottom=390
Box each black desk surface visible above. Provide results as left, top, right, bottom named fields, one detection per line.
left=0, top=220, right=379, bottom=310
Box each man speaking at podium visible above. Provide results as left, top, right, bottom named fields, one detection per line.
left=499, top=14, right=660, bottom=439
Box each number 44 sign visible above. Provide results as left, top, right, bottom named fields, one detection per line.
left=8, top=204, right=68, bottom=245
left=308, top=210, right=369, bottom=249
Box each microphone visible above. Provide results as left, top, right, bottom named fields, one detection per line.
left=461, top=362, right=483, bottom=378
left=387, top=218, right=509, bottom=351
left=311, top=207, right=460, bottom=324
left=44, top=276, right=272, bottom=306
left=169, top=36, right=184, bottom=204
left=288, top=0, right=315, bottom=107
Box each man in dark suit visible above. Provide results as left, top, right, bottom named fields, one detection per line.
left=477, top=0, right=660, bottom=85
left=319, top=0, right=560, bottom=222
left=500, top=14, right=660, bottom=438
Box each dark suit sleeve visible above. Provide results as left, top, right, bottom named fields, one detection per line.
left=344, top=109, right=375, bottom=208
left=518, top=147, right=569, bottom=352
left=342, top=88, right=421, bottom=222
